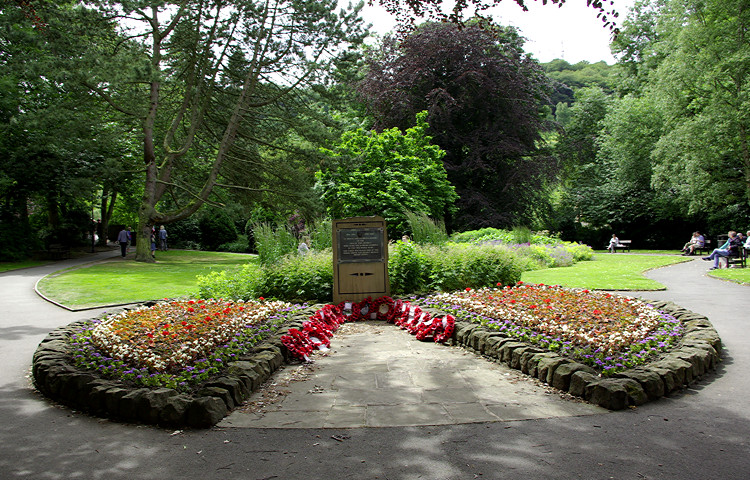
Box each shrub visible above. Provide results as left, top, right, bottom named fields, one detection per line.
left=562, top=241, right=594, bottom=262
left=217, top=235, right=250, bottom=253
left=196, top=263, right=262, bottom=301
left=389, top=242, right=527, bottom=295
left=199, top=209, right=238, bottom=250
left=389, top=240, right=431, bottom=295
left=165, top=217, right=202, bottom=249
left=259, top=250, right=333, bottom=302
left=426, top=244, right=525, bottom=291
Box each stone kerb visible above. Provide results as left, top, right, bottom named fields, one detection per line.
left=449, top=300, right=722, bottom=410
left=32, top=299, right=722, bottom=427
left=32, top=306, right=316, bottom=429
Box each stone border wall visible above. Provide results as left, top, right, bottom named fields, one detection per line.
left=447, top=300, right=722, bottom=410
left=32, top=307, right=316, bottom=428
left=32, top=300, right=722, bottom=427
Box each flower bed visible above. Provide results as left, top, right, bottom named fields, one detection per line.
left=420, top=282, right=684, bottom=375
left=69, top=299, right=305, bottom=391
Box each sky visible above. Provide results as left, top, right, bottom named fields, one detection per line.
left=353, top=0, right=636, bottom=64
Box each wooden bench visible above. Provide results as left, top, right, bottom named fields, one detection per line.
left=725, top=247, right=747, bottom=268
left=612, top=240, right=631, bottom=253
left=694, top=239, right=711, bottom=255
left=47, top=244, right=71, bottom=261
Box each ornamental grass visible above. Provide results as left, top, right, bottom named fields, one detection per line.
left=421, top=282, right=684, bottom=375
left=69, top=299, right=306, bottom=391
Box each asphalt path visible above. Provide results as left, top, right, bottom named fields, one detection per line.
left=0, top=254, right=748, bottom=480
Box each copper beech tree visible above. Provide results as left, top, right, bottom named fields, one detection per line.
left=358, top=22, right=557, bottom=229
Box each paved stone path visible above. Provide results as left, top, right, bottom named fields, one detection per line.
left=221, top=322, right=605, bottom=428
left=1, top=253, right=749, bottom=480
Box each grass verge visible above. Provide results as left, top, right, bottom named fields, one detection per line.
left=37, top=250, right=257, bottom=309
left=0, top=260, right=49, bottom=273
left=521, top=253, right=690, bottom=290
left=708, top=267, right=750, bottom=285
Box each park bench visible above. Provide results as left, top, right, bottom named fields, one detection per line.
left=723, top=246, right=747, bottom=268
left=46, top=244, right=71, bottom=261
left=612, top=240, right=631, bottom=253
left=694, top=239, right=711, bottom=255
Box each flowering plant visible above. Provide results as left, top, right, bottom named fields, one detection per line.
left=70, top=299, right=303, bottom=390
left=421, top=282, right=684, bottom=375
left=281, top=297, right=455, bottom=361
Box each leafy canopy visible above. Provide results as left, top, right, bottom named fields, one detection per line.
left=315, top=111, right=457, bottom=234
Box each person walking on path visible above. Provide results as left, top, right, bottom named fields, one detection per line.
left=117, top=228, right=130, bottom=258
left=159, top=225, right=168, bottom=251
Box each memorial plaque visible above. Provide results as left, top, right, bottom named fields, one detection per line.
left=337, top=228, right=384, bottom=263
left=333, top=216, right=390, bottom=304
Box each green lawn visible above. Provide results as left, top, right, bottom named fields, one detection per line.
left=37, top=250, right=257, bottom=309
left=709, top=267, right=750, bottom=285
left=0, top=260, right=49, bottom=273
left=521, top=253, right=690, bottom=290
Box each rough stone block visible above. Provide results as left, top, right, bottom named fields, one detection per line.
left=510, top=346, right=544, bottom=370
left=661, top=355, right=695, bottom=384
left=497, top=342, right=526, bottom=365
left=187, top=397, right=229, bottom=428
left=569, top=371, right=598, bottom=398
left=680, top=341, right=719, bottom=370
left=138, top=388, right=178, bottom=424
left=206, top=376, right=249, bottom=405
left=681, top=330, right=722, bottom=352
left=551, top=362, right=596, bottom=392
left=119, top=388, right=150, bottom=422
left=159, top=394, right=191, bottom=426
left=197, top=386, right=235, bottom=410
left=537, top=356, right=569, bottom=384
left=455, top=323, right=478, bottom=345
left=586, top=378, right=646, bottom=410
left=614, top=369, right=665, bottom=400
left=525, top=352, right=558, bottom=377
left=103, top=387, right=130, bottom=418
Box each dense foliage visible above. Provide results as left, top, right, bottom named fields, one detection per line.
left=552, top=0, right=750, bottom=247
left=358, top=23, right=557, bottom=231
left=197, top=229, right=593, bottom=302
left=316, top=112, right=457, bottom=235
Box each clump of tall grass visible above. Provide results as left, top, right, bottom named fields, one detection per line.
left=405, top=211, right=448, bottom=245
left=252, top=222, right=297, bottom=265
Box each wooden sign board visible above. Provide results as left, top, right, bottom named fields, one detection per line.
left=332, top=216, right=390, bottom=304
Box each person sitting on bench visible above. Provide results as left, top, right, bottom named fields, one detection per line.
left=703, top=231, right=742, bottom=270
left=607, top=234, right=619, bottom=253
left=682, top=231, right=705, bottom=256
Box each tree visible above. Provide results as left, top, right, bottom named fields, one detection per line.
left=358, top=22, right=556, bottom=230
left=0, top=3, right=138, bottom=257
left=71, top=0, right=365, bottom=261
left=315, top=111, right=457, bottom=235
left=644, top=0, right=750, bottom=227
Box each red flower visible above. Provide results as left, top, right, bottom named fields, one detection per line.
left=465, top=287, right=471, bottom=292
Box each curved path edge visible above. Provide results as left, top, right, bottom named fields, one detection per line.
left=31, top=299, right=722, bottom=428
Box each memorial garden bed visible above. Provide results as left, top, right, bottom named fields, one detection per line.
left=32, top=285, right=722, bottom=428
